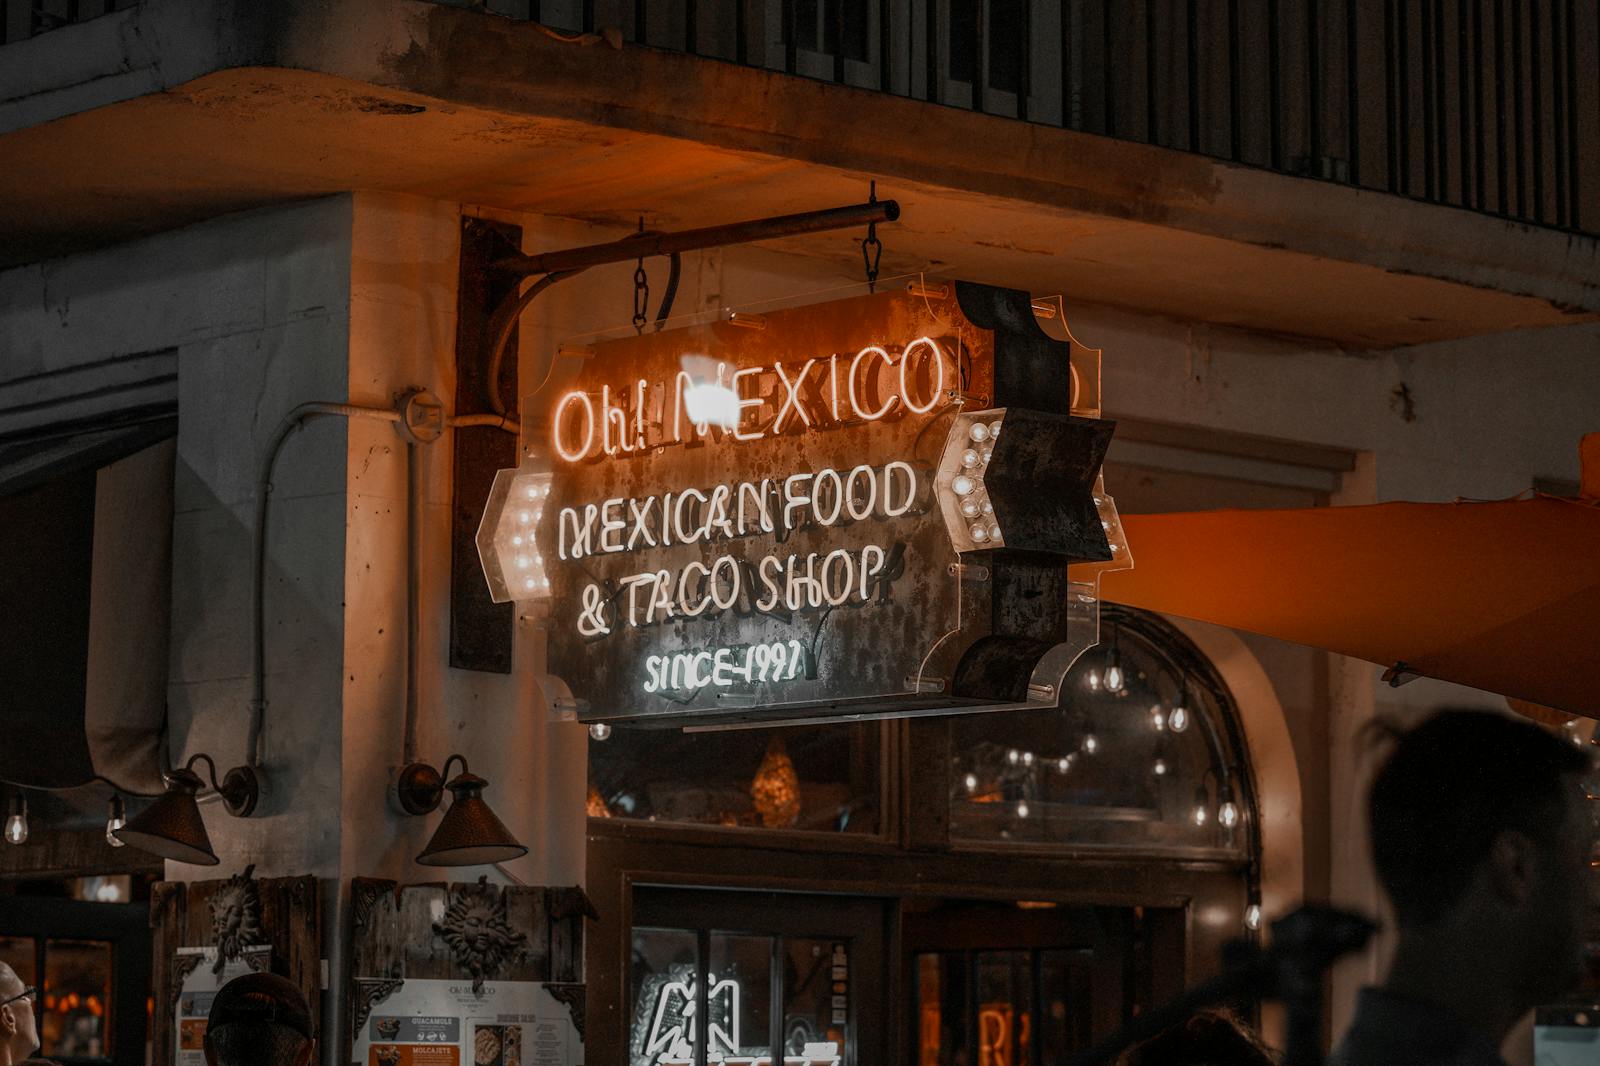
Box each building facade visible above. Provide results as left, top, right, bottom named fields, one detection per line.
left=1, top=2, right=1598, bottom=1064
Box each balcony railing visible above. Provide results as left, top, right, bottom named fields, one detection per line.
left=7, top=1, right=1596, bottom=235
left=489, top=0, right=1600, bottom=235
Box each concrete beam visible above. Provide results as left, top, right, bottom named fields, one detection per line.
left=0, top=0, right=1594, bottom=346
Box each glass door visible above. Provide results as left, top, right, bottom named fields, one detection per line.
left=903, top=899, right=1171, bottom=1066
left=629, top=888, right=888, bottom=1066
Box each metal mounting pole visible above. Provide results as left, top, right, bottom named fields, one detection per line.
left=490, top=199, right=901, bottom=277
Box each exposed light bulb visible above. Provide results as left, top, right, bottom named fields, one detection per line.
left=987, top=421, right=1002, bottom=440
left=5, top=797, right=26, bottom=846
left=1150, top=704, right=1166, bottom=731
left=979, top=446, right=993, bottom=463
left=1193, top=805, right=1209, bottom=827
left=1245, top=903, right=1262, bottom=931
left=518, top=510, right=532, bottom=524
left=1219, top=800, right=1240, bottom=828
left=1169, top=706, right=1190, bottom=733
left=968, top=422, right=990, bottom=443
left=588, top=722, right=612, bottom=741
left=1152, top=758, right=1168, bottom=776
left=960, top=499, right=980, bottom=517
left=964, top=773, right=978, bottom=792
left=1082, top=733, right=1099, bottom=755
left=1015, top=801, right=1030, bottom=818
left=106, top=796, right=126, bottom=848
left=980, top=499, right=993, bottom=514
left=1104, top=662, right=1125, bottom=693
left=969, top=523, right=989, bottom=542
left=961, top=449, right=981, bottom=468
left=1006, top=749, right=1020, bottom=765
left=1021, top=751, right=1035, bottom=767
left=1056, top=756, right=1071, bottom=773
left=1086, top=670, right=1101, bottom=692
left=952, top=475, right=976, bottom=496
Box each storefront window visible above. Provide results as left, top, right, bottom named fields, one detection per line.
left=43, top=939, right=112, bottom=1059
left=949, top=607, right=1253, bottom=852
left=590, top=722, right=879, bottom=834
left=629, top=927, right=850, bottom=1065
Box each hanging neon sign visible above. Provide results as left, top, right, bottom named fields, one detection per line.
left=477, top=283, right=1120, bottom=725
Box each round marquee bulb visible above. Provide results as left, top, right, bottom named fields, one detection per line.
left=981, top=500, right=993, bottom=514
left=960, top=499, right=980, bottom=518
left=987, top=421, right=1002, bottom=439
left=515, top=556, right=530, bottom=569
left=987, top=522, right=1001, bottom=541
left=968, top=422, right=990, bottom=443
left=1219, top=801, right=1240, bottom=828
left=961, top=449, right=981, bottom=468
left=952, top=475, right=976, bottom=496
left=525, top=486, right=538, bottom=499
left=1169, top=706, right=1190, bottom=733
left=588, top=723, right=612, bottom=741
left=518, top=510, right=532, bottom=524
left=523, top=578, right=537, bottom=590
left=979, top=447, right=993, bottom=463
left=969, top=524, right=989, bottom=542
left=511, top=535, right=524, bottom=546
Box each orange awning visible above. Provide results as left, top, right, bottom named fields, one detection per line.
left=1097, top=487, right=1600, bottom=716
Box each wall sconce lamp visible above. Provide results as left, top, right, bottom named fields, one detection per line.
left=396, top=755, right=528, bottom=867
left=114, top=753, right=259, bottom=866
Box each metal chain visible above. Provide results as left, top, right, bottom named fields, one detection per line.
left=860, top=180, right=883, bottom=293
left=632, top=258, right=649, bottom=334
left=632, top=216, right=650, bottom=334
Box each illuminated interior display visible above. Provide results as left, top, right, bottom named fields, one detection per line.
left=477, top=284, right=1117, bottom=725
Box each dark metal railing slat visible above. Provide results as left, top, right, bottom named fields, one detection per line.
left=1347, top=0, right=1360, bottom=184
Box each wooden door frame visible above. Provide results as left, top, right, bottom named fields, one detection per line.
left=587, top=825, right=1248, bottom=1065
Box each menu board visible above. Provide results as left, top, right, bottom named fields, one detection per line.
left=354, top=979, right=582, bottom=1066
left=173, top=946, right=273, bottom=1066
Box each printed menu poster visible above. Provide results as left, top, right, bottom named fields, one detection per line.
left=173, top=946, right=273, bottom=1066
left=355, top=979, right=583, bottom=1066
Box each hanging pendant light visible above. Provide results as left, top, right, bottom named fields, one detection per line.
left=397, top=755, right=528, bottom=867
left=114, top=753, right=258, bottom=865
left=5, top=793, right=28, bottom=845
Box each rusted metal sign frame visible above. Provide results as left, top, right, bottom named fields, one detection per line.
left=496, top=280, right=1114, bottom=727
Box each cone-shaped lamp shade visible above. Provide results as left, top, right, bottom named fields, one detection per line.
left=113, top=768, right=218, bottom=865
left=416, top=771, right=527, bottom=866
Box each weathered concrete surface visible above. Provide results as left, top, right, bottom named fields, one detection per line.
left=0, top=0, right=1595, bottom=346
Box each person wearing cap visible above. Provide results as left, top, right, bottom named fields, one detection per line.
left=203, top=973, right=314, bottom=1066
left=0, top=963, right=39, bottom=1066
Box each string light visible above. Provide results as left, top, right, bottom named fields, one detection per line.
left=1150, top=704, right=1166, bottom=731
left=1192, top=786, right=1210, bottom=827
left=5, top=794, right=27, bottom=846
left=1219, top=799, right=1240, bottom=828
left=106, top=796, right=126, bottom=848
left=1168, top=704, right=1190, bottom=733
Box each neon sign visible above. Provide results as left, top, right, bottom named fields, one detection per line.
left=477, top=283, right=1119, bottom=725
